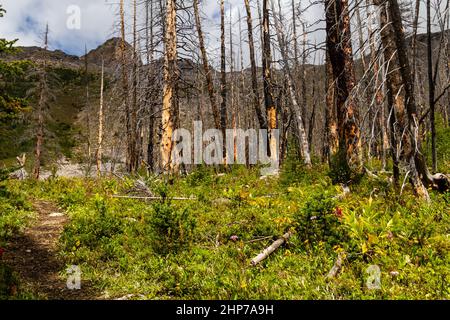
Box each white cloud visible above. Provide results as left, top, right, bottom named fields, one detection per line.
left=0, top=0, right=116, bottom=55
left=0, top=0, right=324, bottom=64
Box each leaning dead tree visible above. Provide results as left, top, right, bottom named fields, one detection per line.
left=376, top=0, right=449, bottom=198
left=272, top=0, right=311, bottom=167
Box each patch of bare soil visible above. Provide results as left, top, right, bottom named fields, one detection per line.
left=3, top=200, right=99, bottom=300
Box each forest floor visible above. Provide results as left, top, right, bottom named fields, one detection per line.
left=1, top=158, right=449, bottom=300
left=3, top=200, right=97, bottom=300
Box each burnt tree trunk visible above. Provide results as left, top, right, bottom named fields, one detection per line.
left=244, top=0, right=266, bottom=129
left=325, top=0, right=362, bottom=179
left=193, top=0, right=221, bottom=129
left=378, top=0, right=449, bottom=198
left=262, top=0, right=278, bottom=173
left=324, top=50, right=339, bottom=163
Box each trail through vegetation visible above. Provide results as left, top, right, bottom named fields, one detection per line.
left=3, top=200, right=97, bottom=300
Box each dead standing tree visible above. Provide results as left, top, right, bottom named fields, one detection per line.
left=325, top=0, right=362, bottom=181
left=193, top=0, right=221, bottom=129
left=376, top=0, right=449, bottom=199
left=244, top=0, right=267, bottom=129
left=33, top=24, right=50, bottom=180
left=262, top=0, right=279, bottom=173
left=161, top=0, right=178, bottom=173
left=272, top=0, right=311, bottom=167
left=324, top=50, right=339, bottom=163
left=130, top=0, right=139, bottom=173
left=119, top=0, right=135, bottom=173
left=96, top=58, right=105, bottom=177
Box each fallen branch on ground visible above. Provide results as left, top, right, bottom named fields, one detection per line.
left=326, top=252, right=346, bottom=280
left=250, top=231, right=293, bottom=266
left=364, top=167, right=381, bottom=180
left=112, top=195, right=196, bottom=201
left=245, top=236, right=274, bottom=244
left=132, top=179, right=155, bottom=197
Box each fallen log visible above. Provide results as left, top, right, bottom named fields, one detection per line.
left=250, top=231, right=292, bottom=266
left=112, top=195, right=196, bottom=201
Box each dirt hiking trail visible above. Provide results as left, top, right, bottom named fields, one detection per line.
left=4, top=200, right=98, bottom=300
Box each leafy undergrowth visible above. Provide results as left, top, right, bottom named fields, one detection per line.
left=5, top=161, right=450, bottom=300
left=0, top=179, right=36, bottom=300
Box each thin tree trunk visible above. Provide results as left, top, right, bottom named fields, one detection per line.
left=244, top=0, right=266, bottom=129
left=301, top=22, right=308, bottom=131
left=84, top=45, right=92, bottom=169
left=193, top=0, right=221, bottom=129
left=411, top=0, right=420, bottom=82
left=120, top=0, right=132, bottom=172
left=33, top=24, right=49, bottom=180
left=291, top=0, right=299, bottom=70
left=426, top=0, right=437, bottom=172
left=96, top=58, right=104, bottom=177
left=146, top=0, right=156, bottom=172
left=230, top=9, right=237, bottom=162
left=308, top=51, right=317, bottom=152
left=262, top=0, right=279, bottom=173
left=220, top=0, right=228, bottom=149
left=273, top=0, right=311, bottom=166
left=130, top=0, right=139, bottom=173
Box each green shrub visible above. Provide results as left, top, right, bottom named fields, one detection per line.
left=0, top=263, right=18, bottom=299
left=149, top=201, right=196, bottom=255
left=293, top=192, right=346, bottom=249
left=186, top=165, right=214, bottom=187
left=424, top=115, right=450, bottom=172
left=61, top=195, right=124, bottom=256
left=328, top=148, right=354, bottom=184
left=280, top=142, right=309, bottom=186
